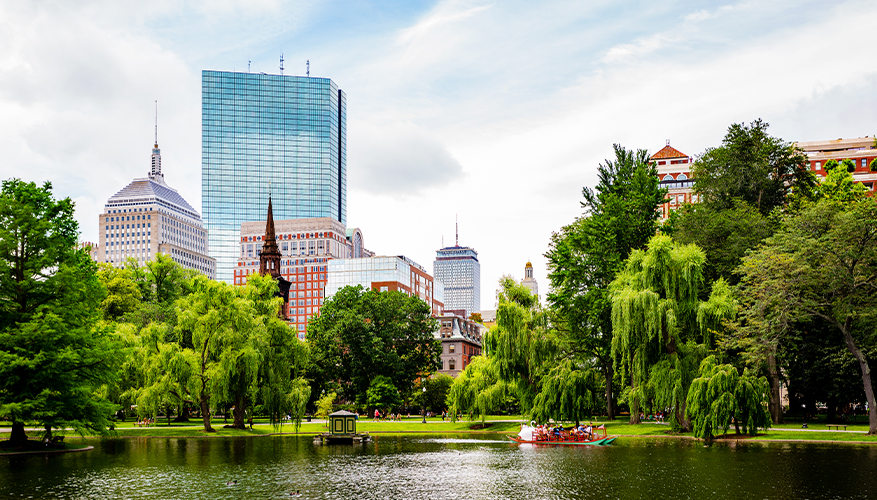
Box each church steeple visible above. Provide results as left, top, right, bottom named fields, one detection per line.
left=259, top=195, right=282, bottom=279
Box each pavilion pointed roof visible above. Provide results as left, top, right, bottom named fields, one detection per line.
left=650, top=144, right=688, bottom=160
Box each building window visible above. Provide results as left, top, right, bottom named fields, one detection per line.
left=449, top=359, right=455, bottom=370
left=449, top=344, right=455, bottom=353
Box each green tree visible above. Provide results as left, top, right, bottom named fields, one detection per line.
left=175, top=275, right=261, bottom=431
left=686, top=355, right=771, bottom=439
left=315, top=391, right=336, bottom=420
left=546, top=144, right=665, bottom=418
left=738, top=198, right=877, bottom=434
left=307, top=286, right=440, bottom=404
left=692, top=119, right=815, bottom=214
left=610, top=234, right=737, bottom=429
left=96, top=264, right=141, bottom=321
left=367, top=376, right=403, bottom=413
left=447, top=356, right=507, bottom=425
left=421, top=374, right=454, bottom=414
left=483, top=277, right=553, bottom=414
left=667, top=201, right=775, bottom=286
left=0, top=179, right=119, bottom=448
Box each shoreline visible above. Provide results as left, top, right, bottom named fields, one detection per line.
left=0, top=445, right=94, bottom=457
left=27, top=429, right=877, bottom=447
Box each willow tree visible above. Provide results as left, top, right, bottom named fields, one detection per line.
left=483, top=276, right=555, bottom=413
left=610, top=234, right=736, bottom=429
left=530, top=357, right=601, bottom=425
left=447, top=355, right=508, bottom=425
left=686, top=355, right=771, bottom=439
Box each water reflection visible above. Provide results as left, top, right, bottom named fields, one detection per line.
left=1, top=435, right=875, bottom=499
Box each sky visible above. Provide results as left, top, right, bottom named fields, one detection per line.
left=1, top=0, right=876, bottom=309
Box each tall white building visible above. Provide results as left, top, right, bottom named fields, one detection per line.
left=97, top=128, right=215, bottom=278
left=433, top=243, right=480, bottom=318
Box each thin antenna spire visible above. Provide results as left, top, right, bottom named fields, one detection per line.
left=154, top=100, right=158, bottom=146
left=456, top=215, right=459, bottom=246
left=248, top=59, right=251, bottom=73
left=306, top=60, right=310, bottom=77
left=280, top=54, right=284, bottom=75
left=268, top=179, right=272, bottom=198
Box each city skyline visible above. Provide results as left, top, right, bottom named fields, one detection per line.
left=1, top=1, right=876, bottom=308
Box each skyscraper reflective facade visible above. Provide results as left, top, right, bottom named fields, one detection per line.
left=202, top=70, right=346, bottom=282
left=433, top=245, right=480, bottom=318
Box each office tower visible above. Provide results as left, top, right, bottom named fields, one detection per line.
left=235, top=217, right=372, bottom=337
left=202, top=70, right=347, bottom=282
left=433, top=228, right=480, bottom=318
left=97, top=124, right=215, bottom=278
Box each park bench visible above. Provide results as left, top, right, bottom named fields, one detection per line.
left=826, top=424, right=847, bottom=431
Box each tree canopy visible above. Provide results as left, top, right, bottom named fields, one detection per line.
left=307, top=286, right=440, bottom=405
left=738, top=197, right=877, bottom=434
left=0, top=179, right=120, bottom=448
left=692, top=119, right=814, bottom=214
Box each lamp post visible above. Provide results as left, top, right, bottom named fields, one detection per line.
left=422, top=386, right=427, bottom=424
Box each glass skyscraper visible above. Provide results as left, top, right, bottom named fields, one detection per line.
left=433, top=245, right=480, bottom=317
left=202, top=70, right=346, bottom=282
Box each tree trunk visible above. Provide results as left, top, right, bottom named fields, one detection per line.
left=44, top=425, right=53, bottom=443
left=767, top=350, right=785, bottom=424
left=8, top=421, right=27, bottom=447
left=677, top=400, right=693, bottom=432
left=200, top=392, right=214, bottom=432
left=231, top=398, right=247, bottom=429
left=840, top=326, right=877, bottom=434
left=604, top=365, right=616, bottom=420
left=629, top=392, right=641, bottom=425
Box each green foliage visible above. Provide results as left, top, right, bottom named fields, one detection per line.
left=484, top=277, right=552, bottom=412
left=366, top=375, right=402, bottom=411
left=686, top=356, right=771, bottom=439
left=813, top=166, right=868, bottom=203
left=692, top=119, right=814, bottom=214
left=530, top=358, right=600, bottom=425
left=0, top=179, right=120, bottom=444
left=421, top=374, right=454, bottom=413
left=315, top=391, right=336, bottom=420
left=738, top=197, right=877, bottom=434
left=610, top=234, right=737, bottom=428
left=447, top=356, right=507, bottom=424
left=307, top=286, right=440, bottom=404
left=669, top=201, right=775, bottom=285
left=870, top=157, right=877, bottom=172
left=97, top=265, right=141, bottom=320
left=546, top=144, right=665, bottom=419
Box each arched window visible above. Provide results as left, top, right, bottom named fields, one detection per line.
left=676, top=173, right=688, bottom=181
left=662, top=174, right=675, bottom=181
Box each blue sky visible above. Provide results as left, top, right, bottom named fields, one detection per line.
left=1, top=0, right=876, bottom=308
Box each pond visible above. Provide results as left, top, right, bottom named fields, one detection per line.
left=1, top=434, right=876, bottom=499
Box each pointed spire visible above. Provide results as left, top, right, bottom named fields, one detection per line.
left=260, top=194, right=281, bottom=279
left=265, top=195, right=276, bottom=244
left=149, top=100, right=164, bottom=183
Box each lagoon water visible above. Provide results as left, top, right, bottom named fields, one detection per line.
left=2, top=434, right=876, bottom=499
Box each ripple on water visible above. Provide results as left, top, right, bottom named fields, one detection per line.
left=1, top=435, right=876, bottom=499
